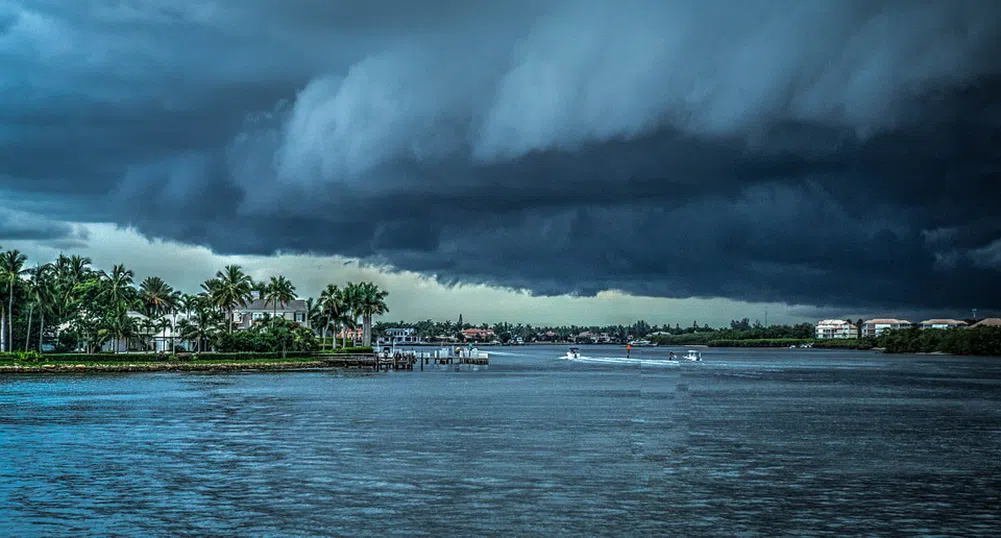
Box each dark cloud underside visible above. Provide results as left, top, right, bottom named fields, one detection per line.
left=2, top=0, right=1000, bottom=312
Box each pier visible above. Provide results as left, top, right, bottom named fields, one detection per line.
left=316, top=347, right=489, bottom=372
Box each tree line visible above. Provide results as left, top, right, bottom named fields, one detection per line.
left=373, top=319, right=667, bottom=343
left=372, top=317, right=816, bottom=344
left=0, top=248, right=388, bottom=354
left=875, top=326, right=1001, bottom=355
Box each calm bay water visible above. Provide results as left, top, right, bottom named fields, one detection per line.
left=2, top=346, right=1000, bottom=536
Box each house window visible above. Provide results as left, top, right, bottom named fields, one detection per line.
left=295, top=312, right=305, bottom=322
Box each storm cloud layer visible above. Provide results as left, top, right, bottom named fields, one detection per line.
left=2, top=0, right=1000, bottom=311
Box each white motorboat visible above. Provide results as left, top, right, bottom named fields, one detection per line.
left=683, top=350, right=702, bottom=361
left=628, top=339, right=654, bottom=347
left=565, top=347, right=580, bottom=360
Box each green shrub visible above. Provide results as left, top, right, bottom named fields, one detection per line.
left=0, top=353, right=174, bottom=364
left=0, top=351, right=45, bottom=364
left=706, top=338, right=877, bottom=349
left=707, top=338, right=810, bottom=348
left=321, top=346, right=373, bottom=354
left=213, top=318, right=318, bottom=353
left=191, top=351, right=314, bottom=361
left=811, top=338, right=875, bottom=350
left=42, top=353, right=167, bottom=363
left=877, top=326, right=1001, bottom=355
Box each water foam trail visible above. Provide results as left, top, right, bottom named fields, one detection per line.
left=486, top=350, right=525, bottom=357
left=564, top=356, right=680, bottom=367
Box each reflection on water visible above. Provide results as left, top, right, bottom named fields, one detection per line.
left=2, top=347, right=999, bottom=536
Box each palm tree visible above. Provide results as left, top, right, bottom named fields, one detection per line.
left=318, top=284, right=349, bottom=350
left=24, top=263, right=53, bottom=352
left=139, top=276, right=177, bottom=351
left=206, top=265, right=254, bottom=333
left=31, top=263, right=54, bottom=352
left=180, top=293, right=199, bottom=319
left=167, top=290, right=182, bottom=352
left=139, top=276, right=175, bottom=318
left=341, top=282, right=363, bottom=346
left=0, top=249, right=29, bottom=352
left=264, top=275, right=296, bottom=319
left=355, top=282, right=389, bottom=347
left=24, top=266, right=38, bottom=352
left=98, top=264, right=136, bottom=353
left=99, top=265, right=136, bottom=308
left=51, top=254, right=93, bottom=347
left=305, top=296, right=325, bottom=345
left=178, top=301, right=223, bottom=352
left=138, top=317, right=157, bottom=351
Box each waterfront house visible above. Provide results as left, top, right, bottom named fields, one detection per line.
left=336, top=326, right=364, bottom=345
left=861, top=318, right=912, bottom=337
left=815, top=319, right=858, bottom=339
left=573, top=331, right=614, bottom=344
left=231, top=294, right=310, bottom=330
left=919, top=319, right=968, bottom=330
left=574, top=331, right=595, bottom=343
left=97, top=310, right=195, bottom=353
left=460, top=328, right=495, bottom=342
left=534, top=330, right=559, bottom=342
left=378, top=327, right=423, bottom=346
left=970, top=318, right=1001, bottom=328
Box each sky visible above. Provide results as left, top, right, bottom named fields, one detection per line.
left=2, top=0, right=1000, bottom=326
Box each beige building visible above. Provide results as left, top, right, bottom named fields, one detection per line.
left=815, top=319, right=858, bottom=339
left=919, top=319, right=968, bottom=330
left=971, top=318, right=1001, bottom=328
left=232, top=296, right=310, bottom=330
left=861, top=318, right=912, bottom=337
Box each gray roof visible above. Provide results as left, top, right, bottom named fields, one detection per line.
left=235, top=298, right=309, bottom=311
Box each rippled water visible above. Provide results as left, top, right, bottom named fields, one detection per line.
left=2, top=346, right=1000, bottom=536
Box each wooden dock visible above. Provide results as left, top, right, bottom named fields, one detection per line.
left=315, top=350, right=488, bottom=371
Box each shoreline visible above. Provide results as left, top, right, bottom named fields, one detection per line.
left=0, top=360, right=331, bottom=374
left=0, top=354, right=389, bottom=374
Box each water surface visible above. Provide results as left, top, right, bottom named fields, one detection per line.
left=2, top=346, right=999, bottom=536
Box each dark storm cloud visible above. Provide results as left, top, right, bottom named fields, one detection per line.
left=0, top=207, right=87, bottom=244
left=2, top=0, right=1001, bottom=312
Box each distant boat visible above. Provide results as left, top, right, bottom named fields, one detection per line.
left=565, top=347, right=580, bottom=360
left=683, top=350, right=702, bottom=361
left=628, top=339, right=654, bottom=347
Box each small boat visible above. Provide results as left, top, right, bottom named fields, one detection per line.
left=683, top=350, right=702, bottom=361
left=566, top=347, right=580, bottom=360
left=628, top=339, right=654, bottom=347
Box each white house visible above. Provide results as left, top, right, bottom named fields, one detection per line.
left=861, top=318, right=912, bottom=337
left=919, top=319, right=968, bottom=330
left=231, top=294, right=310, bottom=330
left=815, top=319, right=858, bottom=339
left=378, top=327, right=423, bottom=346
left=98, top=311, right=195, bottom=353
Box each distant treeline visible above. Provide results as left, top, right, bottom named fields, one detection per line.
left=649, top=324, right=814, bottom=346
left=654, top=327, right=1001, bottom=356
left=372, top=317, right=1001, bottom=356
left=876, top=327, right=1001, bottom=356
left=373, top=318, right=811, bottom=343
left=705, top=338, right=875, bottom=349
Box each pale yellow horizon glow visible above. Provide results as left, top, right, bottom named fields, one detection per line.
left=5, top=222, right=839, bottom=327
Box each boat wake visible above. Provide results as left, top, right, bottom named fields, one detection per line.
left=563, top=355, right=681, bottom=367
left=486, top=350, right=524, bottom=357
